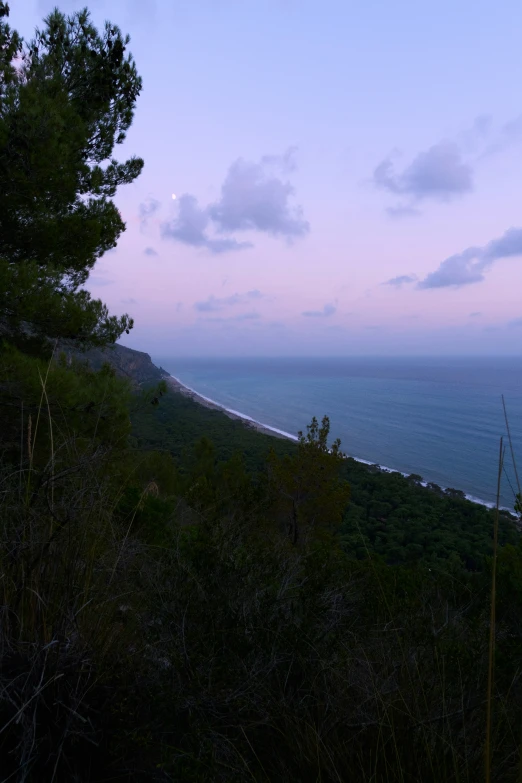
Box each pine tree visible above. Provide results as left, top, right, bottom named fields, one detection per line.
left=267, top=416, right=350, bottom=545
left=0, top=3, right=143, bottom=353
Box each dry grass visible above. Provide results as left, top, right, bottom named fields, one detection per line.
left=0, top=432, right=147, bottom=780
left=1, top=364, right=521, bottom=781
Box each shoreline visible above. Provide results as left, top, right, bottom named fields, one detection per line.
left=164, top=374, right=298, bottom=442
left=163, top=372, right=514, bottom=515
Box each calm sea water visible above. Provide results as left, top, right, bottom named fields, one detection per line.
left=153, top=356, right=522, bottom=508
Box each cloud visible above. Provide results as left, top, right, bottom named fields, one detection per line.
left=161, top=194, right=252, bottom=254
left=508, top=317, right=522, bottom=328
left=383, top=274, right=418, bottom=287
left=194, top=290, right=264, bottom=312
left=160, top=150, right=308, bottom=252
left=374, top=142, right=473, bottom=204
left=232, top=311, right=261, bottom=321
left=418, top=227, right=522, bottom=289
left=375, top=112, right=522, bottom=218
left=121, top=297, right=137, bottom=305
left=261, top=146, right=298, bottom=173
left=209, top=154, right=309, bottom=239
left=471, top=114, right=493, bottom=139
left=458, top=114, right=493, bottom=154
left=139, top=197, right=161, bottom=230
left=144, top=246, right=158, bottom=256
left=454, top=111, right=522, bottom=159
left=386, top=205, right=421, bottom=219
left=469, top=311, right=482, bottom=318
left=203, top=311, right=261, bottom=323
left=302, top=303, right=336, bottom=318
left=480, top=114, right=522, bottom=159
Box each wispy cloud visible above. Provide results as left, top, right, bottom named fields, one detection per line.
left=383, top=274, right=418, bottom=288
left=203, top=311, right=262, bottom=323
left=261, top=146, right=299, bottom=173
left=458, top=114, right=493, bottom=153
left=480, top=114, right=522, bottom=159
left=508, top=317, right=522, bottom=328
left=194, top=290, right=264, bottom=312
left=418, top=227, right=522, bottom=289
left=386, top=205, right=421, bottom=219
left=143, top=246, right=158, bottom=256
left=302, top=303, right=336, bottom=318
left=139, top=197, right=161, bottom=231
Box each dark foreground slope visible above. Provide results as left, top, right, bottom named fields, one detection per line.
left=2, top=340, right=522, bottom=782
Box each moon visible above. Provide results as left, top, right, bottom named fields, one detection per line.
left=171, top=193, right=177, bottom=200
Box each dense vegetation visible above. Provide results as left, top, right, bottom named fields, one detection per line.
left=132, top=387, right=519, bottom=569
left=1, top=4, right=522, bottom=781
left=0, top=1, right=142, bottom=354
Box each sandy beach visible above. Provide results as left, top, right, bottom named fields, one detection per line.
left=163, top=373, right=295, bottom=442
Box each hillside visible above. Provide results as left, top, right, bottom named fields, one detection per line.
left=58, top=342, right=166, bottom=386
left=78, top=343, right=519, bottom=571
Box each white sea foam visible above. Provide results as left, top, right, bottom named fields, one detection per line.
left=167, top=374, right=513, bottom=513
left=168, top=374, right=299, bottom=441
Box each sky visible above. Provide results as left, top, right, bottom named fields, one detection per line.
left=14, top=0, right=522, bottom=356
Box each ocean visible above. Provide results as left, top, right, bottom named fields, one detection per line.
left=153, top=356, right=522, bottom=509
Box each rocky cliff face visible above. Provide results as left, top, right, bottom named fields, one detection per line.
left=59, top=343, right=165, bottom=387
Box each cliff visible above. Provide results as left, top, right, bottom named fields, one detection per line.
left=59, top=342, right=166, bottom=387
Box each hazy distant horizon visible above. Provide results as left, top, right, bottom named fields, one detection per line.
left=153, top=353, right=522, bottom=360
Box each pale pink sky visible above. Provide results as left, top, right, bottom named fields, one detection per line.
left=17, top=0, right=522, bottom=355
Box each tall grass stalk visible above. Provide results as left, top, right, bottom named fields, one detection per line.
left=486, top=436, right=504, bottom=783
left=501, top=396, right=522, bottom=783
left=37, top=366, right=54, bottom=516
left=502, top=395, right=521, bottom=499
left=25, top=343, right=56, bottom=504
left=19, top=400, right=23, bottom=499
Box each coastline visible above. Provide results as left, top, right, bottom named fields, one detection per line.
left=164, top=374, right=298, bottom=442
left=163, top=372, right=514, bottom=514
